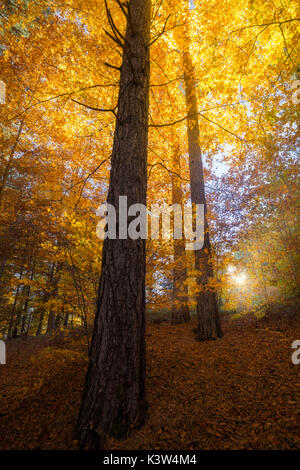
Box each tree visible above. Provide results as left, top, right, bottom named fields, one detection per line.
left=171, top=139, right=190, bottom=324
left=75, top=0, right=151, bottom=449
left=181, top=4, right=223, bottom=341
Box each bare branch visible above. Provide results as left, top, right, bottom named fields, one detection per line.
left=103, top=28, right=123, bottom=48
left=198, top=113, right=248, bottom=143
left=150, top=76, right=183, bottom=87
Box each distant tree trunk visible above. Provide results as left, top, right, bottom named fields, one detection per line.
left=45, top=261, right=62, bottom=335
left=63, top=309, right=69, bottom=328
left=171, top=142, right=190, bottom=324
left=0, top=118, right=24, bottom=206
left=7, top=263, right=24, bottom=338
left=36, top=261, right=55, bottom=336
left=182, top=11, right=223, bottom=340
left=46, top=310, right=55, bottom=335
left=75, top=0, right=151, bottom=450
left=21, top=257, right=36, bottom=336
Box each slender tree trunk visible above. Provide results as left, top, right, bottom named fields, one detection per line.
left=55, top=313, right=61, bottom=329
left=0, top=118, right=24, bottom=206
left=7, top=263, right=24, bottom=338
left=171, top=142, right=190, bottom=324
left=21, top=256, right=36, bottom=336
left=76, top=0, right=151, bottom=449
left=182, top=9, right=223, bottom=340
left=36, top=308, right=45, bottom=336
left=63, top=310, right=69, bottom=328
left=68, top=253, right=89, bottom=343
left=36, top=262, right=55, bottom=336
left=46, top=310, right=55, bottom=335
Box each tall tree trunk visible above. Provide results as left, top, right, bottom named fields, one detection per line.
left=182, top=8, right=223, bottom=341
left=76, top=0, right=151, bottom=450
left=36, top=308, right=45, bottom=336
left=171, top=142, right=190, bottom=324
left=20, top=256, right=36, bottom=336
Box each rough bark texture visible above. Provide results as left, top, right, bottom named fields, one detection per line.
left=171, top=143, right=190, bottom=324
left=183, top=23, right=223, bottom=341
left=75, top=0, right=151, bottom=450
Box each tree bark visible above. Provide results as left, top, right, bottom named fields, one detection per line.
left=46, top=310, right=55, bottom=335
left=0, top=118, right=24, bottom=206
left=36, top=308, right=45, bottom=336
left=76, top=0, right=151, bottom=449
left=171, top=142, right=190, bottom=324
left=182, top=11, right=223, bottom=341
left=20, top=256, right=36, bottom=336
left=45, top=261, right=62, bottom=335
left=36, top=261, right=55, bottom=336
left=7, top=262, right=24, bottom=338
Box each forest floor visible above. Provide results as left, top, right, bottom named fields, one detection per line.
left=0, top=313, right=299, bottom=450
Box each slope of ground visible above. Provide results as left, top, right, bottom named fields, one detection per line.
left=0, top=314, right=299, bottom=450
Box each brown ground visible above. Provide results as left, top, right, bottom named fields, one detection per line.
left=0, top=314, right=299, bottom=450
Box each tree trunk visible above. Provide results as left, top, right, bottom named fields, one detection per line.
left=171, top=142, right=190, bottom=324
left=182, top=11, right=223, bottom=341
left=7, top=263, right=24, bottom=338
left=75, top=0, right=151, bottom=449
left=46, top=261, right=62, bottom=335
left=63, top=310, right=69, bottom=328
left=0, top=118, right=24, bottom=206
